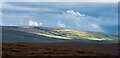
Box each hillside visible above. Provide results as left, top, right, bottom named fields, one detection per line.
left=2, top=26, right=118, bottom=43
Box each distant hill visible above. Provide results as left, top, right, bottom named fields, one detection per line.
left=2, top=26, right=119, bottom=43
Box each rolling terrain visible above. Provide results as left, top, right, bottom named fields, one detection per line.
left=2, top=26, right=119, bottom=56
left=2, top=26, right=118, bottom=43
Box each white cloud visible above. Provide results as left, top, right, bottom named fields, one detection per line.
left=57, top=21, right=66, bottom=28
left=29, top=20, right=38, bottom=26
left=56, top=9, right=108, bottom=32
left=66, top=10, right=85, bottom=16
left=28, top=20, right=42, bottom=26
left=39, top=22, right=42, bottom=26
left=89, top=23, right=100, bottom=29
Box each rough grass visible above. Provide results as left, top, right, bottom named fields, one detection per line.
left=33, top=33, right=71, bottom=39
left=2, top=26, right=119, bottom=43
left=2, top=43, right=116, bottom=56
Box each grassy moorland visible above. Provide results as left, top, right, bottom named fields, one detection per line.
left=2, top=43, right=117, bottom=57
left=2, top=26, right=119, bottom=57
left=2, top=26, right=118, bottom=43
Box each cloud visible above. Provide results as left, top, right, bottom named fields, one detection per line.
left=89, top=23, right=100, bottom=29
left=57, top=21, right=66, bottom=28
left=2, top=3, right=39, bottom=11
left=54, top=10, right=111, bottom=32
left=28, top=20, right=42, bottom=26
left=39, top=23, right=42, bottom=26
left=2, top=3, right=58, bottom=12
left=29, top=20, right=38, bottom=26
left=66, top=10, right=85, bottom=16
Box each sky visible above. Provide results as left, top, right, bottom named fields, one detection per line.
left=2, top=0, right=119, bottom=2
left=1, top=2, right=118, bottom=35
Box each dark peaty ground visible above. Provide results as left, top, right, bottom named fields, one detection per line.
left=2, top=42, right=119, bottom=57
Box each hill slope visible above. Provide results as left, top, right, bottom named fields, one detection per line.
left=2, top=26, right=118, bottom=43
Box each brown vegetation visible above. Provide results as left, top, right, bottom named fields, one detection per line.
left=2, top=43, right=117, bottom=57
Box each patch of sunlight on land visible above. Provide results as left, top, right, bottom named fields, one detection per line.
left=82, top=37, right=112, bottom=40
left=77, top=34, right=89, bottom=36
left=33, top=33, right=72, bottom=39
left=21, top=26, right=33, bottom=28
left=55, top=29, right=87, bottom=34
left=77, top=34, right=112, bottom=40
left=32, top=32, right=113, bottom=41
left=76, top=34, right=112, bottom=40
